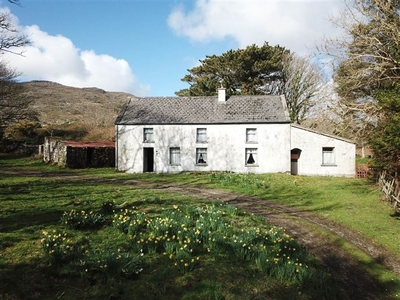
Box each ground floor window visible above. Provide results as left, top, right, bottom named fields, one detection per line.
left=322, top=147, right=335, bottom=165
left=245, top=148, right=257, bottom=165
left=170, top=147, right=181, bottom=165
left=196, top=148, right=207, bottom=165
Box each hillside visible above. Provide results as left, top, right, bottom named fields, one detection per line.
left=21, top=80, right=133, bottom=127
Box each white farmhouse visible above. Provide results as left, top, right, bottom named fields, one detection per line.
left=115, top=88, right=355, bottom=177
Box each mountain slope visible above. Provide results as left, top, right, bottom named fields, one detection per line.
left=21, top=80, right=133, bottom=126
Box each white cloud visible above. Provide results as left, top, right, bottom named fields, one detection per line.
left=168, top=0, right=345, bottom=55
left=1, top=8, right=149, bottom=96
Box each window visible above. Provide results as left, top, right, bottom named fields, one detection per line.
left=143, top=128, right=154, bottom=142
left=245, top=148, right=257, bottom=165
left=196, top=148, right=207, bottom=165
left=246, top=128, right=257, bottom=143
left=322, top=147, right=335, bottom=165
left=196, top=128, right=207, bottom=143
left=170, top=147, right=181, bottom=165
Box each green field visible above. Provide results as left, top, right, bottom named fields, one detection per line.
left=1, top=155, right=399, bottom=299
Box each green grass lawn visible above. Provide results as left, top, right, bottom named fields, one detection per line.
left=1, top=155, right=400, bottom=299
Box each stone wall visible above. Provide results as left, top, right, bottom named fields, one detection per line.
left=43, top=137, right=67, bottom=166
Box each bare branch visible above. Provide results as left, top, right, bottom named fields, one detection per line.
left=0, top=12, right=29, bottom=56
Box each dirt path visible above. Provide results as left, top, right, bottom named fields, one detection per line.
left=2, top=168, right=400, bottom=299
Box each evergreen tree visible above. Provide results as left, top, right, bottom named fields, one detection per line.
left=176, top=43, right=325, bottom=124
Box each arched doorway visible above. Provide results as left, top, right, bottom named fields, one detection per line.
left=290, top=148, right=302, bottom=175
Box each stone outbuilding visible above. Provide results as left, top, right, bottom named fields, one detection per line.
left=43, top=137, right=115, bottom=168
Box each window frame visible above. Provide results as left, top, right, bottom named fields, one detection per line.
left=245, top=148, right=258, bottom=166
left=322, top=147, right=335, bottom=166
left=169, top=147, right=181, bottom=165
left=196, top=128, right=207, bottom=143
left=246, top=128, right=257, bottom=143
left=143, top=128, right=154, bottom=143
left=195, top=148, right=208, bottom=165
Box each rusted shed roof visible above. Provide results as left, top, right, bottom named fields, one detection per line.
left=62, top=141, right=115, bottom=148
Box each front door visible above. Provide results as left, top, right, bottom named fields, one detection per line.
left=143, top=148, right=154, bottom=172
left=290, top=148, right=302, bottom=175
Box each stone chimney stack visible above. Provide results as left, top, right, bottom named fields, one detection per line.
left=218, top=87, right=226, bottom=102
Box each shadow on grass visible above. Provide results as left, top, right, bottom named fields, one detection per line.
left=309, top=235, right=400, bottom=300
left=0, top=259, right=79, bottom=300
left=390, top=211, right=400, bottom=220
left=0, top=179, right=113, bottom=233
left=0, top=211, right=63, bottom=233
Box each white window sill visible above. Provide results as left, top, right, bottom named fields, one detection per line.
left=169, top=164, right=181, bottom=166
left=196, top=164, right=208, bottom=166
left=245, top=164, right=259, bottom=167
left=245, top=142, right=258, bottom=144
left=143, top=141, right=155, bottom=143
left=321, top=164, right=337, bottom=167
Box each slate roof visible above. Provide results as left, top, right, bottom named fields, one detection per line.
left=115, top=95, right=290, bottom=125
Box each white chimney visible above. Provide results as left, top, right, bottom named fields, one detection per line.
left=218, top=87, right=226, bottom=102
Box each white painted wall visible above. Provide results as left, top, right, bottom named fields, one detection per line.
left=291, top=126, right=356, bottom=177
left=116, top=123, right=291, bottom=174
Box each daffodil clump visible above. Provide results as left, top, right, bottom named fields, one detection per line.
left=111, top=201, right=314, bottom=282
left=43, top=201, right=320, bottom=284
left=83, top=247, right=144, bottom=279
left=231, top=227, right=312, bottom=283
left=60, top=209, right=107, bottom=229
left=41, top=230, right=88, bottom=264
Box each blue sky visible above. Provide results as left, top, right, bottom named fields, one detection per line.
left=1, top=0, right=344, bottom=96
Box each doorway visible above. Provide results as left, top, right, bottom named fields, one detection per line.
left=290, top=148, right=302, bottom=175
left=143, top=148, right=154, bottom=172
left=87, top=147, right=94, bottom=167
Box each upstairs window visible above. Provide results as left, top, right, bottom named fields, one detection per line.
left=322, top=147, right=335, bottom=165
left=170, top=147, right=181, bottom=165
left=196, top=128, right=207, bottom=143
left=245, top=148, right=257, bottom=165
left=246, top=128, right=257, bottom=143
left=196, top=148, right=207, bottom=165
left=143, top=128, right=154, bottom=143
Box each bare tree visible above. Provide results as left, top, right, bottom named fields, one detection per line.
left=281, top=53, right=326, bottom=124
left=320, top=0, right=400, bottom=175
left=0, top=11, right=29, bottom=55
left=0, top=1, right=34, bottom=138
left=320, top=0, right=400, bottom=137
left=0, top=62, right=37, bottom=131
